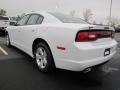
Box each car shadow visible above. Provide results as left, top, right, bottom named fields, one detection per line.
left=45, top=68, right=105, bottom=87
left=5, top=45, right=106, bottom=88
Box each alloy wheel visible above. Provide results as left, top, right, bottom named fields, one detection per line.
left=35, top=47, right=47, bottom=69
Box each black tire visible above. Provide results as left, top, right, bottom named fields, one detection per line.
left=6, top=33, right=11, bottom=47
left=33, top=42, right=55, bottom=73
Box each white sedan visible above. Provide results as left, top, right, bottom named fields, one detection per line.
left=6, top=12, right=117, bottom=72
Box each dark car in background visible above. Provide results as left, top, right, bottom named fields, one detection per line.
left=0, top=16, right=9, bottom=36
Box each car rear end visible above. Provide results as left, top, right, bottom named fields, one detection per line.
left=44, top=12, right=117, bottom=72
left=57, top=25, right=117, bottom=71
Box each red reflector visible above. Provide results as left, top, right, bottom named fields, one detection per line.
left=57, top=46, right=66, bottom=50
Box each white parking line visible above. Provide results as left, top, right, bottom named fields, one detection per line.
left=0, top=46, right=8, bottom=55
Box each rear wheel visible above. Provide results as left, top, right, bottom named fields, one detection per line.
left=34, top=42, right=55, bottom=73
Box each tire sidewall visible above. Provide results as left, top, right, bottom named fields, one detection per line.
left=6, top=33, right=11, bottom=46
left=34, top=42, right=55, bottom=72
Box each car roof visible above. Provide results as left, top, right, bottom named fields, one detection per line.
left=26, top=11, right=49, bottom=16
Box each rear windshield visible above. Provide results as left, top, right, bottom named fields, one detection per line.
left=0, top=16, right=9, bottom=20
left=49, top=13, right=88, bottom=24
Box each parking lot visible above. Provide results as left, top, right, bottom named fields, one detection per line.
left=0, top=33, right=120, bottom=90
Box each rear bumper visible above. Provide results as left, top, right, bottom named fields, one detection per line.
left=55, top=39, right=117, bottom=71
left=56, top=51, right=116, bottom=71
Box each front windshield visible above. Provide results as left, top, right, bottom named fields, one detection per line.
left=49, top=12, right=88, bottom=24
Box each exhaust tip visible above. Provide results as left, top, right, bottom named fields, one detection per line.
left=83, top=68, right=92, bottom=73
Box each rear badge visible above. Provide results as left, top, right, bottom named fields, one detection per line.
left=104, top=48, right=110, bottom=56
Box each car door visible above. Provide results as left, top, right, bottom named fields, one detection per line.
left=13, top=15, right=30, bottom=47
left=19, top=14, right=44, bottom=54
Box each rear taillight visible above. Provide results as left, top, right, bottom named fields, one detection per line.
left=76, top=32, right=97, bottom=41
left=75, top=31, right=114, bottom=42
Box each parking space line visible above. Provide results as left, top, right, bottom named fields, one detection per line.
left=0, top=46, right=8, bottom=55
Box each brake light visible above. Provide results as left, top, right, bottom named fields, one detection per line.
left=75, top=31, right=114, bottom=42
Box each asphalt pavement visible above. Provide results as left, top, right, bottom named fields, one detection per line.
left=0, top=34, right=120, bottom=90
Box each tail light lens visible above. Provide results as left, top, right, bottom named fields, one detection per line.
left=75, top=31, right=114, bottom=42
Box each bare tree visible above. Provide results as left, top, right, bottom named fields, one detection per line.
left=16, top=13, right=25, bottom=21
left=92, top=21, right=97, bottom=24
left=0, top=9, right=6, bottom=16
left=107, top=16, right=120, bottom=27
left=83, top=9, right=93, bottom=22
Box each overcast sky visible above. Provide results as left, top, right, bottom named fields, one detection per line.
left=0, top=0, right=120, bottom=23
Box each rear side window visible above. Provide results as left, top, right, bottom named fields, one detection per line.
left=27, top=14, right=39, bottom=25
left=36, top=16, right=44, bottom=24
left=0, top=16, right=9, bottom=20
left=17, top=15, right=30, bottom=26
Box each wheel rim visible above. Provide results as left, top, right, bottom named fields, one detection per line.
left=6, top=34, right=9, bottom=46
left=35, top=47, right=47, bottom=69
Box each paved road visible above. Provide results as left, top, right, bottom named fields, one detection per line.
left=0, top=34, right=120, bottom=90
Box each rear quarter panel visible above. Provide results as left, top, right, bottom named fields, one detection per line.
left=35, top=24, right=78, bottom=65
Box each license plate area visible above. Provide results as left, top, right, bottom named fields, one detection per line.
left=104, top=48, right=110, bottom=56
